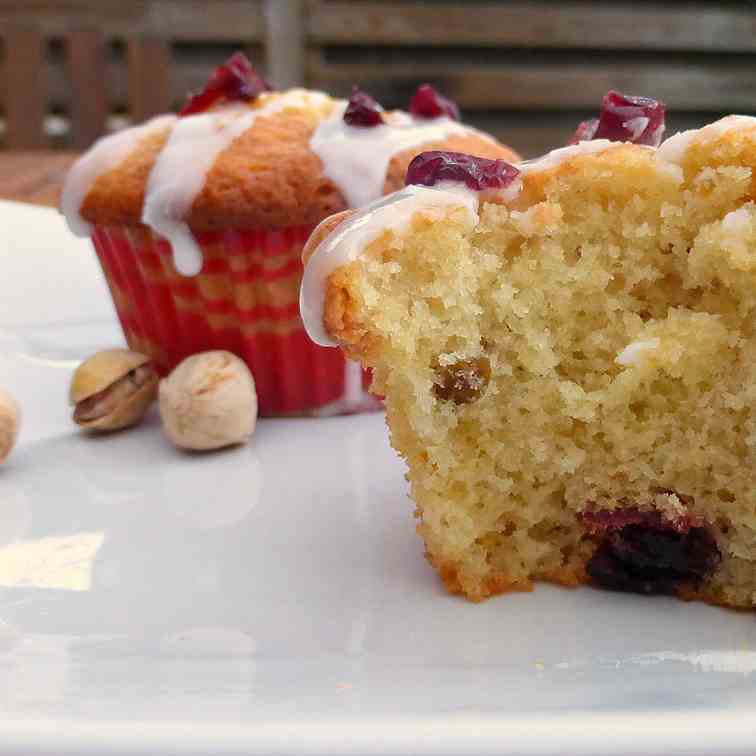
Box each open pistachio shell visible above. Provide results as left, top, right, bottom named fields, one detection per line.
left=70, top=349, right=158, bottom=431
left=70, top=349, right=152, bottom=404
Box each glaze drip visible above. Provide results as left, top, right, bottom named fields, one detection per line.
left=143, top=90, right=329, bottom=276
left=61, top=115, right=177, bottom=237
left=309, top=102, right=491, bottom=208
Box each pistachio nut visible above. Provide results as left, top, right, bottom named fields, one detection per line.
left=70, top=349, right=158, bottom=431
left=0, top=388, right=20, bottom=463
left=159, top=350, right=257, bottom=451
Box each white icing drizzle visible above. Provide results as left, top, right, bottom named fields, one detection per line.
left=300, top=184, right=479, bottom=346
left=517, top=139, right=622, bottom=175
left=309, top=102, right=493, bottom=209
left=143, top=89, right=329, bottom=276
left=61, top=114, right=177, bottom=237
left=492, top=176, right=523, bottom=204
left=616, top=338, right=660, bottom=366
left=657, top=115, right=756, bottom=165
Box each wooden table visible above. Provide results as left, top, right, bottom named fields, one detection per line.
left=0, top=151, right=79, bottom=208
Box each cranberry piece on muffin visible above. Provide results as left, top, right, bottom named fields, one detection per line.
left=582, top=506, right=721, bottom=595
left=409, top=85, right=460, bottom=121
left=587, top=523, right=721, bottom=595
left=405, top=151, right=520, bottom=191
left=180, top=52, right=270, bottom=116
left=570, top=90, right=666, bottom=146
left=343, top=87, right=384, bottom=127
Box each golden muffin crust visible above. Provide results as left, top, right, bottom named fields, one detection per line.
left=80, top=128, right=172, bottom=230
left=78, top=92, right=519, bottom=231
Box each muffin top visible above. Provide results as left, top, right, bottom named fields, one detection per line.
left=300, top=94, right=756, bottom=349
left=61, top=53, right=518, bottom=275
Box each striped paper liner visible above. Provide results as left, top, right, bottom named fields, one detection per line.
left=90, top=224, right=379, bottom=416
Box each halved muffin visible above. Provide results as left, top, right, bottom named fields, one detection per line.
left=301, top=98, right=756, bottom=608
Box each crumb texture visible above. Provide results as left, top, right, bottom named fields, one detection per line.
left=331, top=130, right=756, bottom=607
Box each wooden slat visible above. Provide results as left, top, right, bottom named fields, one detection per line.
left=144, top=1, right=264, bottom=42
left=127, top=37, right=171, bottom=121
left=308, top=57, right=756, bottom=113
left=2, top=26, right=47, bottom=149
left=67, top=28, right=107, bottom=148
left=6, top=50, right=750, bottom=116
left=309, top=1, right=756, bottom=53
left=264, top=0, right=304, bottom=88
left=0, top=0, right=263, bottom=42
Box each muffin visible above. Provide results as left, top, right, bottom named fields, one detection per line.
left=301, top=92, right=756, bottom=609
left=61, top=53, right=519, bottom=416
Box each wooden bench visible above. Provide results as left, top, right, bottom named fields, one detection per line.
left=1, top=0, right=754, bottom=157
left=0, top=0, right=270, bottom=149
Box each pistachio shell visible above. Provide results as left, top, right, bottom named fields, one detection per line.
left=159, top=351, right=257, bottom=450
left=77, top=373, right=158, bottom=431
left=0, top=387, right=20, bottom=463
left=70, top=349, right=152, bottom=404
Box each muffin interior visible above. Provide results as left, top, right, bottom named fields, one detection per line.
left=332, top=139, right=756, bottom=605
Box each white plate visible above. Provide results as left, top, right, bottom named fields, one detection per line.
left=1, top=200, right=755, bottom=756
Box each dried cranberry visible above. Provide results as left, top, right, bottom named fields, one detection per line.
left=343, top=87, right=383, bottom=127
left=409, top=84, right=460, bottom=121
left=583, top=506, right=720, bottom=595
left=406, top=151, right=520, bottom=192
left=569, top=90, right=666, bottom=147
left=180, top=52, right=271, bottom=116
left=433, top=358, right=491, bottom=404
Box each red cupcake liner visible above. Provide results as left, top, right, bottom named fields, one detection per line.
left=90, top=224, right=379, bottom=416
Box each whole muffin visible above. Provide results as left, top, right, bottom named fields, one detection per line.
left=61, top=53, right=519, bottom=416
